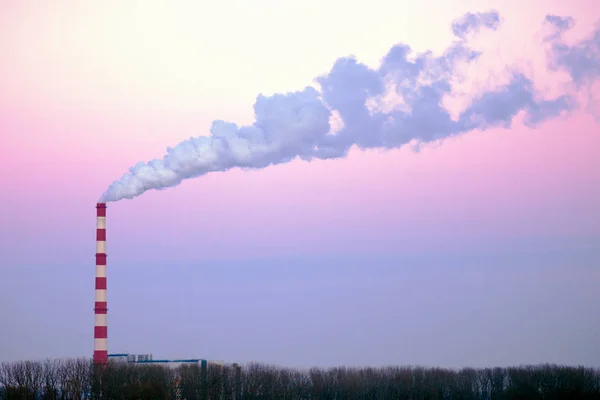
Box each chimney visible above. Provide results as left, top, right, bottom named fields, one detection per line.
left=94, top=203, right=108, bottom=365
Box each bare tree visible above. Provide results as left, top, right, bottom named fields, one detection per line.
left=177, top=364, right=203, bottom=400
left=40, top=359, right=60, bottom=400
left=2, top=358, right=600, bottom=400
left=0, top=361, right=43, bottom=400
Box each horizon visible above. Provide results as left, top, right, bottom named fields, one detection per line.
left=1, top=0, right=599, bottom=370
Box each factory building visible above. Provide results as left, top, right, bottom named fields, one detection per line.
left=108, top=354, right=225, bottom=369
left=108, top=353, right=153, bottom=363
left=108, top=354, right=243, bottom=397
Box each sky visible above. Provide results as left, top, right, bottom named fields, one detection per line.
left=0, top=0, right=599, bottom=369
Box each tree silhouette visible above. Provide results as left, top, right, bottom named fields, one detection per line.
left=1, top=359, right=599, bottom=399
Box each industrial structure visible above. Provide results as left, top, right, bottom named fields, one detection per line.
left=109, top=353, right=154, bottom=363
left=108, top=354, right=226, bottom=369
left=94, top=203, right=108, bottom=365
left=93, top=204, right=230, bottom=369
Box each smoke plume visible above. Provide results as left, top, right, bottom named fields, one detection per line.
left=544, top=15, right=600, bottom=86
left=99, top=10, right=586, bottom=203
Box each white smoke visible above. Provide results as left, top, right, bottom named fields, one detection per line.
left=100, top=10, right=590, bottom=203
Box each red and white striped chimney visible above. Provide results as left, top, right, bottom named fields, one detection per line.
left=94, top=203, right=108, bottom=365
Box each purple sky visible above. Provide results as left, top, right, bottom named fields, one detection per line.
left=0, top=0, right=599, bottom=368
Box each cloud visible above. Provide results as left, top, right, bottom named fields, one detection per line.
left=99, top=10, right=580, bottom=203
left=545, top=15, right=600, bottom=86
left=451, top=10, right=501, bottom=40
left=544, top=15, right=576, bottom=42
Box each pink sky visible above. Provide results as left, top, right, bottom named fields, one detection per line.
left=0, top=1, right=599, bottom=366
left=0, top=0, right=598, bottom=265
left=0, top=0, right=598, bottom=260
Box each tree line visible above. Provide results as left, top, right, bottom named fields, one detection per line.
left=1, top=359, right=599, bottom=399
